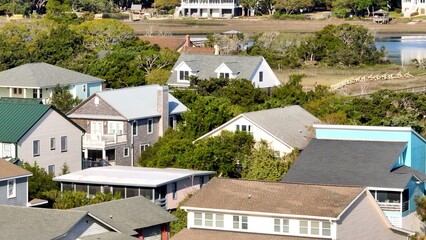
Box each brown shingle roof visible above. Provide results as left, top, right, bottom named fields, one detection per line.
left=0, top=159, right=32, bottom=180
left=183, top=178, right=364, bottom=218
left=180, top=46, right=215, bottom=55
left=171, top=228, right=322, bottom=240
left=139, top=36, right=185, bottom=50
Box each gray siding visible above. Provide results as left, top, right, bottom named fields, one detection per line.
left=0, top=177, right=28, bottom=206
left=336, top=192, right=408, bottom=240
left=59, top=215, right=111, bottom=240
left=72, top=95, right=122, bottom=118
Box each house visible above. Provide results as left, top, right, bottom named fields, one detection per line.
left=178, top=0, right=242, bottom=18
left=402, top=0, right=425, bottom=17
left=0, top=99, right=84, bottom=174
left=0, top=196, right=176, bottom=240
left=140, top=35, right=215, bottom=55
left=172, top=177, right=411, bottom=240
left=67, top=85, right=187, bottom=166
left=284, top=124, right=426, bottom=232
left=53, top=166, right=216, bottom=210
left=167, top=54, right=281, bottom=89
left=194, top=106, right=320, bottom=156
left=0, top=62, right=105, bottom=101
left=0, top=159, right=32, bottom=207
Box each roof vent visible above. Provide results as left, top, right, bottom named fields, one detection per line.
left=94, top=96, right=99, bottom=106
left=248, top=194, right=252, bottom=199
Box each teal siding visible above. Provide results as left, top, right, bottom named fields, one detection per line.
left=87, top=82, right=102, bottom=98
left=411, top=134, right=426, bottom=172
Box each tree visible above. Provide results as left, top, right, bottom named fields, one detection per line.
left=217, top=79, right=267, bottom=108
left=22, top=162, right=59, bottom=200
left=145, top=69, right=172, bottom=85
left=45, top=0, right=78, bottom=23
left=170, top=194, right=192, bottom=236
left=153, top=0, right=180, bottom=10
left=271, top=74, right=308, bottom=105
left=50, top=84, right=82, bottom=113
left=42, top=190, right=121, bottom=209
left=274, top=0, right=314, bottom=14
left=242, top=141, right=299, bottom=181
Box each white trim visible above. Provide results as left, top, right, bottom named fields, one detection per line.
left=0, top=174, right=32, bottom=182
left=366, top=187, right=404, bottom=192
left=7, top=179, right=16, bottom=198
left=182, top=207, right=337, bottom=221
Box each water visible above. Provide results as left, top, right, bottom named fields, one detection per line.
left=375, top=36, right=426, bottom=65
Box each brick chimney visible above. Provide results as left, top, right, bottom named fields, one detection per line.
left=157, top=85, right=169, bottom=137
left=185, top=34, right=191, bottom=47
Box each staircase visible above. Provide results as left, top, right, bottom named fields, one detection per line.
left=404, top=5, right=418, bottom=17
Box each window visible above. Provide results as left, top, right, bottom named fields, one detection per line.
left=141, top=144, right=150, bottom=153
left=13, top=88, right=22, bottom=95
left=274, top=219, right=280, bottom=232
left=3, top=143, right=11, bottom=157
left=172, top=182, right=177, bottom=199
left=322, top=222, right=331, bottom=236
left=32, top=89, right=42, bottom=98
left=220, top=72, right=230, bottom=79
left=50, top=138, right=55, bottom=150
left=403, top=188, right=409, bottom=212
left=61, top=136, right=67, bottom=152
left=132, top=121, right=138, bottom=136
left=7, top=179, right=16, bottom=198
left=169, top=116, right=175, bottom=129
left=205, top=213, right=213, bottom=227
left=33, top=140, right=40, bottom=157
left=311, top=221, right=320, bottom=235
left=179, top=71, right=189, bottom=81
left=147, top=118, right=153, bottom=134
left=124, top=147, right=129, bottom=157
left=235, top=125, right=240, bottom=131
left=194, top=212, right=202, bottom=226
left=233, top=215, right=248, bottom=230
left=274, top=218, right=289, bottom=233
left=283, top=219, right=289, bottom=233
left=299, top=220, right=308, bottom=234
left=199, top=176, right=204, bottom=188
left=48, top=165, right=55, bottom=175
left=216, top=214, right=224, bottom=228
left=108, top=121, right=124, bottom=135
left=259, top=71, right=263, bottom=82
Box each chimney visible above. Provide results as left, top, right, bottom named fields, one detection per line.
left=157, top=85, right=169, bottom=137
left=214, top=44, right=220, bottom=55
left=185, top=34, right=191, bottom=47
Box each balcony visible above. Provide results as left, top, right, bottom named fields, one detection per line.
left=83, top=133, right=127, bottom=148
left=154, top=197, right=167, bottom=210
left=378, top=202, right=401, bottom=212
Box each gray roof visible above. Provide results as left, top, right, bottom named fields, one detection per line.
left=75, top=196, right=177, bottom=235
left=0, top=62, right=105, bottom=88
left=283, top=139, right=417, bottom=189
left=0, top=205, right=86, bottom=240
left=69, top=85, right=187, bottom=120
left=168, top=54, right=264, bottom=86
left=242, top=106, right=320, bottom=149
left=79, top=232, right=136, bottom=240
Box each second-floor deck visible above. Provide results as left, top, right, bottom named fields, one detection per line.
left=181, top=0, right=237, bottom=6
left=83, top=133, right=127, bottom=148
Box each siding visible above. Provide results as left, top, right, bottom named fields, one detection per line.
left=18, top=109, right=83, bottom=173
left=71, top=95, right=122, bottom=117
left=166, top=176, right=205, bottom=209
left=59, top=215, right=111, bottom=240
left=336, top=192, right=408, bottom=240
left=0, top=177, right=28, bottom=206
left=143, top=225, right=162, bottom=240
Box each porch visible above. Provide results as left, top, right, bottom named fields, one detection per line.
left=83, top=133, right=127, bottom=148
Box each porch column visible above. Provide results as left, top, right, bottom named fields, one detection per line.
left=37, top=89, right=41, bottom=98
left=400, top=191, right=403, bottom=212
left=9, top=87, right=12, bottom=97
left=23, top=88, right=27, bottom=98
left=102, top=149, right=106, bottom=160
left=152, top=188, right=155, bottom=202
left=83, top=149, right=88, bottom=159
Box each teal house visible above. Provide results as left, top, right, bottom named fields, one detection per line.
left=284, top=124, right=426, bottom=232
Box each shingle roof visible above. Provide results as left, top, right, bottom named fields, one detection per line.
left=283, top=139, right=413, bottom=189
left=171, top=228, right=321, bottom=240
left=180, top=46, right=215, bottom=55
left=0, top=62, right=104, bottom=88
left=79, top=232, right=136, bottom=240
left=68, top=85, right=187, bottom=120
left=183, top=178, right=364, bottom=218
left=0, top=205, right=86, bottom=240
left=0, top=101, right=50, bottom=142
left=168, top=54, right=264, bottom=86
left=139, top=36, right=186, bottom=50
left=75, top=196, right=177, bottom=235
left=0, top=159, right=32, bottom=180
left=242, top=106, right=320, bottom=149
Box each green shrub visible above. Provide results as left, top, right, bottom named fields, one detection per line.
left=102, top=12, right=129, bottom=20
left=395, top=8, right=401, bottom=14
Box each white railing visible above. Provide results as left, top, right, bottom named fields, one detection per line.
left=378, top=202, right=401, bottom=212
left=83, top=134, right=127, bottom=148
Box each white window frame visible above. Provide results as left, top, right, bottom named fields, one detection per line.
left=274, top=218, right=289, bottom=233
left=299, top=220, right=331, bottom=237
left=48, top=165, right=55, bottom=175
left=50, top=138, right=56, bottom=150
left=141, top=143, right=150, bottom=152
left=108, top=121, right=124, bottom=135
left=219, top=72, right=230, bottom=79
left=61, top=136, right=67, bottom=152
left=33, top=140, right=40, bottom=157
left=233, top=215, right=248, bottom=230
left=147, top=118, right=153, bottom=134
left=193, top=212, right=224, bottom=228
left=3, top=143, right=12, bottom=157
left=7, top=179, right=16, bottom=198
left=179, top=70, right=189, bottom=81
left=124, top=147, right=129, bottom=157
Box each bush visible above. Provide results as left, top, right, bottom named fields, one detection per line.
left=272, top=11, right=307, bottom=20
left=102, top=12, right=129, bottom=20
left=395, top=8, right=401, bottom=14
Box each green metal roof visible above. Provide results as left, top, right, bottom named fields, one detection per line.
left=0, top=101, right=50, bottom=143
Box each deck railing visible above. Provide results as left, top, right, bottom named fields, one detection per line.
left=154, top=198, right=167, bottom=209
left=84, top=133, right=127, bottom=148
left=378, top=202, right=401, bottom=212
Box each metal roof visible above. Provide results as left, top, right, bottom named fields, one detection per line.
left=0, top=101, right=50, bottom=143
left=53, top=166, right=216, bottom=187
left=283, top=139, right=413, bottom=189
left=0, top=62, right=105, bottom=88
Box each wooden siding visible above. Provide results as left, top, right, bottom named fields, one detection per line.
left=336, top=192, right=408, bottom=240
left=0, top=177, right=28, bottom=206
left=18, top=109, right=83, bottom=173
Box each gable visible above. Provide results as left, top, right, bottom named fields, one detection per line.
left=68, top=94, right=125, bottom=120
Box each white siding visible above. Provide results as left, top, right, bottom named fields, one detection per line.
left=0, top=87, right=9, bottom=97
left=62, top=215, right=111, bottom=240
left=18, top=109, right=83, bottom=173
left=207, top=116, right=293, bottom=156
left=336, top=192, right=408, bottom=240
left=252, top=59, right=281, bottom=88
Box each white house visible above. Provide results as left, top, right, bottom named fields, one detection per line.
left=53, top=166, right=216, bottom=210
left=172, top=178, right=412, bottom=240
left=402, top=0, right=426, bottom=17
left=178, top=0, right=242, bottom=18
left=194, top=106, right=320, bottom=156
left=167, top=54, right=281, bottom=89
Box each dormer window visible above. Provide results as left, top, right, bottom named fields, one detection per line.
left=219, top=73, right=230, bottom=79
left=179, top=71, right=189, bottom=81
